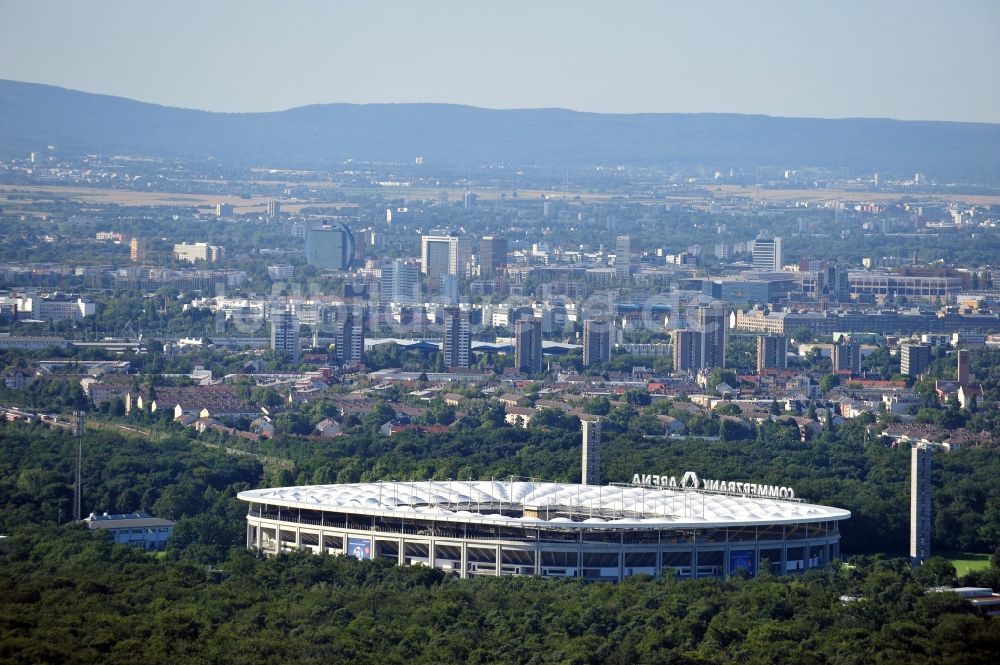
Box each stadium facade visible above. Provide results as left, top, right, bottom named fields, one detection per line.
left=239, top=477, right=849, bottom=581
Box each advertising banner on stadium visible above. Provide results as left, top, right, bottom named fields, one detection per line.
left=729, top=550, right=755, bottom=575
left=349, top=537, right=372, bottom=560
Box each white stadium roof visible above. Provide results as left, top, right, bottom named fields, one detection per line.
left=238, top=480, right=850, bottom=530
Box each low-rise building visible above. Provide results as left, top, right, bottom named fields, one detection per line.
left=85, top=512, right=175, bottom=551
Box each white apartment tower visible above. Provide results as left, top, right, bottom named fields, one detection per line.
left=614, top=235, right=633, bottom=281
left=752, top=236, right=783, bottom=272
left=270, top=311, right=300, bottom=363
left=379, top=260, right=421, bottom=303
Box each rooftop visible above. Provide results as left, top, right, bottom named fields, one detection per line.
left=239, top=480, right=849, bottom=530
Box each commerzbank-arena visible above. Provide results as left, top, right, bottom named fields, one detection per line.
left=239, top=476, right=850, bottom=581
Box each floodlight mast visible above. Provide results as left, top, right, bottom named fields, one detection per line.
left=73, top=410, right=84, bottom=522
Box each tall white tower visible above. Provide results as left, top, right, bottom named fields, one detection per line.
left=581, top=420, right=601, bottom=486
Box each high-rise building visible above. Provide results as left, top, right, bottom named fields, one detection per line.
left=129, top=237, right=146, bottom=262
left=421, top=234, right=472, bottom=278
left=672, top=329, right=701, bottom=373
left=379, top=260, right=421, bottom=303
left=270, top=311, right=300, bottom=363
left=439, top=275, right=459, bottom=305
left=900, top=343, right=932, bottom=377
left=615, top=235, right=633, bottom=281
left=956, top=348, right=970, bottom=386
left=832, top=339, right=861, bottom=374
left=910, top=443, right=931, bottom=566
left=266, top=200, right=281, bottom=220
left=306, top=223, right=355, bottom=271
left=697, top=306, right=727, bottom=369
left=756, top=334, right=788, bottom=373
left=583, top=318, right=612, bottom=367
left=672, top=307, right=727, bottom=373
left=335, top=308, right=365, bottom=366
left=515, top=318, right=543, bottom=374
left=825, top=265, right=851, bottom=302
left=752, top=236, right=783, bottom=272
left=442, top=308, right=471, bottom=369
left=480, top=236, right=508, bottom=278
left=581, top=419, right=601, bottom=486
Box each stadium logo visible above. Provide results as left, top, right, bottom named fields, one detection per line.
left=631, top=471, right=796, bottom=499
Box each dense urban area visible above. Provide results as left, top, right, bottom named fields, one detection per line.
left=2, top=137, right=1000, bottom=663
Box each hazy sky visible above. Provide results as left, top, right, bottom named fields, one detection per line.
left=1, top=1, right=998, bottom=122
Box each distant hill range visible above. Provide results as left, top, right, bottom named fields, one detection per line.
left=2, top=79, right=999, bottom=184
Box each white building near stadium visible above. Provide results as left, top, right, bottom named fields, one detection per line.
left=239, top=477, right=850, bottom=582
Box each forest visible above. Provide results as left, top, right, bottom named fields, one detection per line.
left=1, top=416, right=999, bottom=663
left=1, top=526, right=998, bottom=664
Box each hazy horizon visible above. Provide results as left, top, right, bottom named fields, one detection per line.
left=5, top=77, right=1000, bottom=125
left=1, top=1, right=999, bottom=124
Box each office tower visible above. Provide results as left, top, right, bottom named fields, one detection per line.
left=335, top=308, right=365, bottom=366
left=270, top=311, right=300, bottom=363
left=752, top=236, right=783, bottom=272
left=672, top=329, right=701, bottom=373
left=215, top=203, right=234, bottom=217
left=514, top=318, right=543, bottom=374
left=463, top=192, right=478, bottom=208
left=581, top=419, right=601, bottom=486
left=910, top=443, right=931, bottom=566
left=697, top=306, right=727, bottom=369
left=442, top=308, right=471, bottom=369
left=583, top=318, right=612, bottom=367
left=756, top=334, right=788, bottom=373
left=900, top=343, right=932, bottom=377
left=306, top=223, right=355, bottom=271
left=956, top=348, right=970, bottom=386
left=615, top=235, right=633, bottom=281
left=480, top=236, right=508, bottom=278
left=266, top=200, right=281, bottom=219
left=379, top=260, right=421, bottom=303
left=439, top=275, right=459, bottom=304
left=421, top=234, right=472, bottom=278
left=832, top=339, right=861, bottom=374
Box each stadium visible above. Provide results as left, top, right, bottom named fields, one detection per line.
left=239, top=478, right=850, bottom=581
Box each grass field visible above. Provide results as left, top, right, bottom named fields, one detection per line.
left=4, top=182, right=1000, bottom=210
left=942, top=552, right=992, bottom=577
left=0, top=185, right=358, bottom=212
